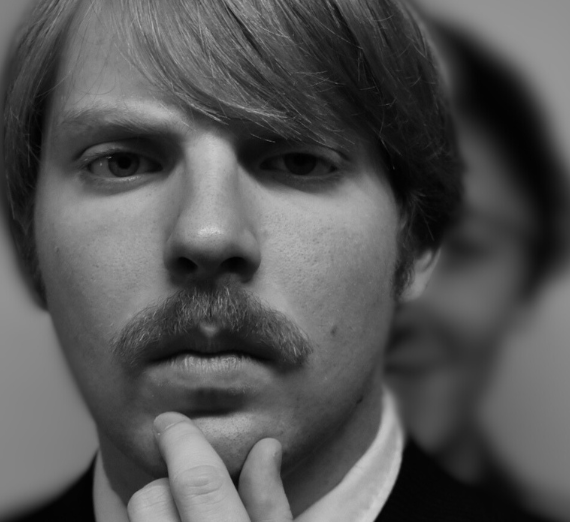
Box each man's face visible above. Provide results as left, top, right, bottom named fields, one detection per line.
left=34, top=8, right=402, bottom=482
left=387, top=121, right=535, bottom=451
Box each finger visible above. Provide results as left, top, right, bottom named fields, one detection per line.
left=154, top=412, right=251, bottom=522
left=238, top=438, right=293, bottom=522
left=127, top=478, right=180, bottom=522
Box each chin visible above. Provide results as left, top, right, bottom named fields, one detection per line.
left=136, top=413, right=277, bottom=476
left=102, top=409, right=285, bottom=492
left=191, top=414, right=276, bottom=480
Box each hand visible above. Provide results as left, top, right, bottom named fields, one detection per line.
left=127, top=412, right=294, bottom=522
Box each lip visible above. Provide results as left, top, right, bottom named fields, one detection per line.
left=139, top=348, right=276, bottom=414
left=164, top=351, right=262, bottom=373
left=148, top=350, right=271, bottom=386
left=143, top=325, right=279, bottom=366
left=130, top=326, right=285, bottom=411
left=115, top=314, right=310, bottom=416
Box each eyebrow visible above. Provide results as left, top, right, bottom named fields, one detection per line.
left=54, top=102, right=190, bottom=139
left=52, top=101, right=359, bottom=154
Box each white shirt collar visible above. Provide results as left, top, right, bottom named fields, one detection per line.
left=93, top=391, right=403, bottom=522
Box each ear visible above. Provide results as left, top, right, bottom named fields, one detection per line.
left=399, top=248, right=440, bottom=303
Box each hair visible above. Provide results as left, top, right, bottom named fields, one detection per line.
left=432, top=21, right=569, bottom=292
left=3, top=0, right=461, bottom=302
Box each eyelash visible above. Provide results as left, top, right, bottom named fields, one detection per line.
left=76, top=144, right=346, bottom=188
left=77, top=147, right=163, bottom=185
left=255, top=147, right=345, bottom=185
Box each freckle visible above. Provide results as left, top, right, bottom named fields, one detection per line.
left=330, top=325, right=338, bottom=337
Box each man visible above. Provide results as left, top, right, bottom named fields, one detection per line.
left=2, top=0, right=513, bottom=520
left=386, top=20, right=568, bottom=522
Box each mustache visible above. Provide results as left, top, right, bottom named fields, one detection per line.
left=111, top=282, right=314, bottom=368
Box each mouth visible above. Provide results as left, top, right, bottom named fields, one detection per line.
left=146, top=323, right=277, bottom=367
left=136, top=324, right=281, bottom=412
left=160, top=352, right=263, bottom=378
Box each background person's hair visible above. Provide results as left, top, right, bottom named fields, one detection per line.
left=432, top=21, right=569, bottom=292
left=2, top=0, right=461, bottom=303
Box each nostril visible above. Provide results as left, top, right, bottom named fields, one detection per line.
left=174, top=257, right=198, bottom=274
left=170, top=256, right=248, bottom=276
left=221, top=256, right=249, bottom=273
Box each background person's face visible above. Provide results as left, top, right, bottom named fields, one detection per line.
left=33, top=9, right=402, bottom=485
left=387, top=121, right=535, bottom=452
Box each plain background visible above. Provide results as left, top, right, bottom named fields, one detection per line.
left=1, top=0, right=570, bottom=519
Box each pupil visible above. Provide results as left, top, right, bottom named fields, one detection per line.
left=285, top=153, right=316, bottom=175
left=109, top=153, right=139, bottom=177
left=117, top=156, right=132, bottom=169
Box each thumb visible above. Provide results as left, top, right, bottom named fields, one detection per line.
left=238, top=438, right=293, bottom=522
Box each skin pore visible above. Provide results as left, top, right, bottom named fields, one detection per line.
left=33, top=2, right=436, bottom=515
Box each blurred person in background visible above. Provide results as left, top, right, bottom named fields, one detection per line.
left=386, top=19, right=569, bottom=522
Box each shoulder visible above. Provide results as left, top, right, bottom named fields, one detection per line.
left=3, top=462, right=95, bottom=522
left=378, top=441, right=521, bottom=522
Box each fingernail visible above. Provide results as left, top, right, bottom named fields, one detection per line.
left=153, top=412, right=188, bottom=436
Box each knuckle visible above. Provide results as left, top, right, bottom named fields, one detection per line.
left=171, top=464, right=228, bottom=506
left=127, top=479, right=172, bottom=517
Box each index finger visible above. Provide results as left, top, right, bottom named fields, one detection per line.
left=154, top=412, right=251, bottom=522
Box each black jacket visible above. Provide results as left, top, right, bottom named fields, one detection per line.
left=7, top=442, right=521, bottom=522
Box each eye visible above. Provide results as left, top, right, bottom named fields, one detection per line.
left=87, top=152, right=162, bottom=178
left=259, top=152, right=336, bottom=177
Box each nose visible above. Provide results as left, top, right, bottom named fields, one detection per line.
left=164, top=132, right=261, bottom=282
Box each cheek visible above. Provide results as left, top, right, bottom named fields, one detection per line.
left=34, top=179, right=162, bottom=353
left=259, top=188, right=400, bottom=379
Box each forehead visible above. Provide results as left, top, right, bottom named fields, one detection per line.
left=48, top=3, right=169, bottom=128
left=47, top=0, right=365, bottom=149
